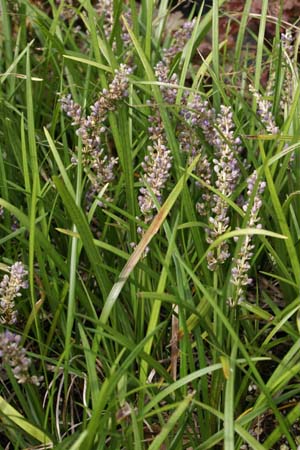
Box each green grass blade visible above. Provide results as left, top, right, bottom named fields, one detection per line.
left=97, top=154, right=200, bottom=328
left=53, top=176, right=111, bottom=299
left=139, top=215, right=178, bottom=385
left=260, top=142, right=300, bottom=286
left=44, top=127, right=75, bottom=198
left=212, top=0, right=220, bottom=109
left=224, top=344, right=237, bottom=450
left=80, top=323, right=165, bottom=450
left=148, top=392, right=194, bottom=450
left=78, top=324, right=100, bottom=407
left=0, top=396, right=52, bottom=446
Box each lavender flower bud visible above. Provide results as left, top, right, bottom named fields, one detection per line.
left=59, top=94, right=82, bottom=126
left=280, top=29, right=295, bottom=118
left=249, top=84, right=279, bottom=135
left=163, top=19, right=195, bottom=65
left=0, top=262, right=28, bottom=325
left=95, top=0, right=114, bottom=40
left=0, top=330, right=42, bottom=385
left=138, top=115, right=172, bottom=222
left=60, top=64, right=132, bottom=208
left=154, top=61, right=179, bottom=105
left=180, top=95, right=242, bottom=269
left=230, top=171, right=266, bottom=305
left=205, top=105, right=241, bottom=269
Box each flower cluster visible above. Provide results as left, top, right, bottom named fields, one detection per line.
left=179, top=95, right=215, bottom=217
left=281, top=28, right=294, bottom=60
left=120, top=9, right=133, bottom=49
left=0, top=330, right=41, bottom=385
left=95, top=0, right=114, bottom=40
left=0, top=262, right=28, bottom=325
left=230, top=171, right=266, bottom=304
left=249, top=84, right=279, bottom=135
left=181, top=96, right=241, bottom=270
left=138, top=108, right=172, bottom=223
left=206, top=106, right=241, bottom=270
left=136, top=17, right=197, bottom=230
left=280, top=29, right=294, bottom=114
left=163, top=19, right=195, bottom=66
left=60, top=95, right=82, bottom=127
left=137, top=21, right=191, bottom=228
left=60, top=64, right=133, bottom=202
left=181, top=95, right=218, bottom=152
left=212, top=107, right=241, bottom=195
left=95, top=1, right=132, bottom=51
left=154, top=61, right=179, bottom=105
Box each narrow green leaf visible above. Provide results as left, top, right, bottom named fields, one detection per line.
left=53, top=176, right=111, bottom=299
left=44, top=128, right=75, bottom=198
left=148, top=392, right=194, bottom=450
left=63, top=53, right=112, bottom=72
left=0, top=396, right=52, bottom=445
left=224, top=345, right=237, bottom=450
left=98, top=154, right=200, bottom=327
left=80, top=324, right=165, bottom=450
left=78, top=324, right=100, bottom=407
left=261, top=142, right=300, bottom=287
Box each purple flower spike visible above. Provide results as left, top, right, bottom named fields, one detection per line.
left=0, top=331, right=42, bottom=385
left=230, top=171, right=266, bottom=305
left=0, top=262, right=28, bottom=325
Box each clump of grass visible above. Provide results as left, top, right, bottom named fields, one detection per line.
left=0, top=1, right=300, bottom=449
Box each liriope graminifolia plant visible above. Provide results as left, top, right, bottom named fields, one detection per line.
left=1, top=0, right=300, bottom=447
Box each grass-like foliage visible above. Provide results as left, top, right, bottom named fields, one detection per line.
left=1, top=0, right=300, bottom=448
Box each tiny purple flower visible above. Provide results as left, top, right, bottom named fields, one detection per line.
left=0, top=262, right=28, bottom=325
